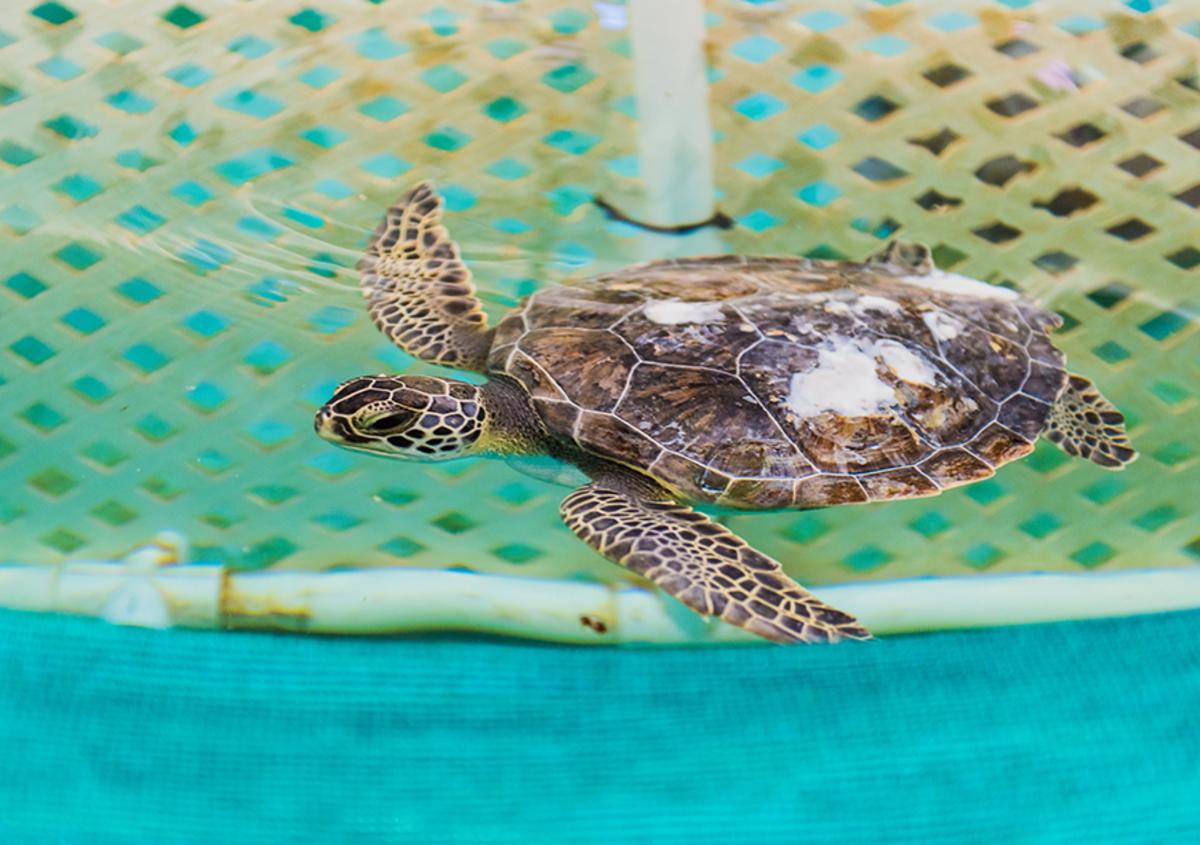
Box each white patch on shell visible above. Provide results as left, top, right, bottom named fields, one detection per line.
left=787, top=347, right=890, bottom=418
left=922, top=309, right=965, bottom=341
left=876, top=340, right=938, bottom=385
left=898, top=269, right=1018, bottom=301
left=802, top=291, right=903, bottom=318
left=855, top=295, right=903, bottom=314
left=786, top=337, right=939, bottom=418
left=643, top=299, right=726, bottom=325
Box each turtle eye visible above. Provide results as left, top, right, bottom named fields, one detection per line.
left=364, top=410, right=418, bottom=433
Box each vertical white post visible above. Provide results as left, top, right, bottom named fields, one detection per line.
left=629, top=0, right=716, bottom=229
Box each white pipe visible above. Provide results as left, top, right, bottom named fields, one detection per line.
left=3, top=555, right=1199, bottom=644
left=629, top=0, right=716, bottom=228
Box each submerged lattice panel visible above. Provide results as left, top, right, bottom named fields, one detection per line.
left=0, top=0, right=1196, bottom=588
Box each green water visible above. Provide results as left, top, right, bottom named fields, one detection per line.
left=0, top=0, right=1196, bottom=607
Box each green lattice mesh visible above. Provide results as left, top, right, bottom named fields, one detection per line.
left=0, top=0, right=1196, bottom=589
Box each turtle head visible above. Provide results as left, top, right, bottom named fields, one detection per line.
left=315, top=374, right=487, bottom=461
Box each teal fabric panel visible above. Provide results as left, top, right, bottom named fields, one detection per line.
left=0, top=607, right=1197, bottom=844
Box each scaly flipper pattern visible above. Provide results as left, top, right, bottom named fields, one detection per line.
left=560, top=483, right=872, bottom=644
left=358, top=181, right=493, bottom=371
left=1043, top=373, right=1137, bottom=469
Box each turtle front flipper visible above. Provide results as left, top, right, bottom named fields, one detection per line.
left=1043, top=373, right=1137, bottom=469
left=560, top=484, right=871, bottom=644
left=358, top=181, right=493, bottom=372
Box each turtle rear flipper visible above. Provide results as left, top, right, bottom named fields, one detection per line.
left=560, top=483, right=871, bottom=644
left=358, top=181, right=493, bottom=372
left=1043, top=374, right=1137, bottom=469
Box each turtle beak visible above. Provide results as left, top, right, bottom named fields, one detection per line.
left=314, top=405, right=335, bottom=437
left=314, top=403, right=375, bottom=447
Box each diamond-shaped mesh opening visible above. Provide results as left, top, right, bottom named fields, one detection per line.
left=1119, top=41, right=1159, bottom=64
left=92, top=500, right=139, bottom=526
left=930, top=243, right=968, bottom=268
left=975, top=155, right=1036, bottom=187
left=986, top=92, right=1039, bottom=117
left=907, top=128, right=959, bottom=157
left=42, top=529, right=85, bottom=554
left=1165, top=248, right=1199, bottom=271
left=1117, top=153, right=1163, bottom=178
left=430, top=511, right=478, bottom=534
left=852, top=157, right=908, bottom=182
left=1086, top=283, right=1133, bottom=310
left=1056, top=122, right=1107, bottom=147
left=962, top=542, right=1006, bottom=570
left=1033, top=187, right=1099, bottom=217
left=491, top=543, right=546, bottom=564
left=1105, top=219, right=1155, bottom=241
left=1174, top=184, right=1200, bottom=209
left=852, top=95, right=899, bottom=123
left=1033, top=251, right=1080, bottom=274
left=921, top=63, right=969, bottom=87
left=1120, top=97, right=1164, bottom=119
left=29, top=2, right=76, bottom=26
left=973, top=222, right=1023, bottom=244
left=995, top=38, right=1040, bottom=58
left=1071, top=541, right=1116, bottom=568
left=161, top=3, right=204, bottom=29
left=29, top=468, right=78, bottom=497
left=1019, top=511, right=1063, bottom=538
left=1093, top=340, right=1131, bottom=364
left=914, top=190, right=962, bottom=211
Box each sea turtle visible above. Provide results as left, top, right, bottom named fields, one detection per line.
left=314, top=182, right=1136, bottom=644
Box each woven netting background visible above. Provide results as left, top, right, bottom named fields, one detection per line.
left=0, top=0, right=1196, bottom=585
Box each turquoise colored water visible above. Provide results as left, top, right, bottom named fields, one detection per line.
left=2, top=607, right=1198, bottom=843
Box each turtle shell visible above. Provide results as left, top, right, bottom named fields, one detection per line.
left=487, top=255, right=1067, bottom=509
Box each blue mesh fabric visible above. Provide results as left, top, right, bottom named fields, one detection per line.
left=1, top=608, right=1198, bottom=843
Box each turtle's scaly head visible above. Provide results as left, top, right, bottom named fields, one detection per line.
left=315, top=374, right=486, bottom=460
